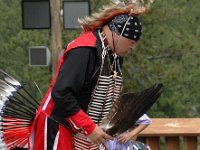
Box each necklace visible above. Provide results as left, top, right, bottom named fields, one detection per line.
left=99, top=29, right=119, bottom=79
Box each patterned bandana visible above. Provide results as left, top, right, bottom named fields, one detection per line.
left=108, top=14, right=142, bottom=41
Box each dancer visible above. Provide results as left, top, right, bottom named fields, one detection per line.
left=0, top=0, right=159, bottom=150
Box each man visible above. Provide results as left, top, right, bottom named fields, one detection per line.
left=29, top=3, right=148, bottom=150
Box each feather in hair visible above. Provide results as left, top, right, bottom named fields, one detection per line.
left=78, top=0, right=154, bottom=32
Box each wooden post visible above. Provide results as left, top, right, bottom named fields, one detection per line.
left=50, top=0, right=62, bottom=76
left=166, top=137, right=179, bottom=150
left=146, top=137, right=160, bottom=150
left=184, top=136, right=197, bottom=150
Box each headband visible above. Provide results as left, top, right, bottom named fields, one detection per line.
left=108, top=14, right=142, bottom=41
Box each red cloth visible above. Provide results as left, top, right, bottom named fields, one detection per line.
left=33, top=112, right=73, bottom=150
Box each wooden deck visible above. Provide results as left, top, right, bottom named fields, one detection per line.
left=138, top=118, right=200, bottom=150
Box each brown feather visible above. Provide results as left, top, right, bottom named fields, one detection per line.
left=100, top=83, right=163, bottom=136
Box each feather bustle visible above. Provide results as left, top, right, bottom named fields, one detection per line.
left=0, top=70, right=39, bottom=149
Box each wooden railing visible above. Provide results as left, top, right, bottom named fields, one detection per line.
left=138, top=118, right=200, bottom=150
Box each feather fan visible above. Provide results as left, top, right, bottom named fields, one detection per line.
left=100, top=83, right=163, bottom=136
left=0, top=70, right=39, bottom=149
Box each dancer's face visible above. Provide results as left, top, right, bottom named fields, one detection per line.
left=113, top=34, right=137, bottom=56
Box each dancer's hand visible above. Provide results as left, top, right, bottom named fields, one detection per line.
left=88, top=125, right=112, bottom=144
left=118, top=131, right=137, bottom=143
left=118, top=124, right=149, bottom=143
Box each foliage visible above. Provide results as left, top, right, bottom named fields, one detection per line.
left=0, top=0, right=200, bottom=117
left=122, top=0, right=200, bottom=117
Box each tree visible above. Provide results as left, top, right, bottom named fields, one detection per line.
left=0, top=0, right=200, bottom=117
left=122, top=0, right=200, bottom=117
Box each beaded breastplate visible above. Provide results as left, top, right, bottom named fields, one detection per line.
left=73, top=29, right=123, bottom=150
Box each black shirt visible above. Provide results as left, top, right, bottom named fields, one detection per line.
left=51, top=34, right=100, bottom=118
